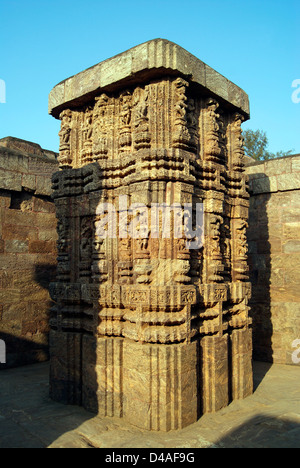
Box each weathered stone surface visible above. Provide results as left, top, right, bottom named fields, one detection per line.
left=0, top=138, right=58, bottom=368
left=49, top=39, right=250, bottom=119
left=0, top=361, right=300, bottom=448
left=246, top=154, right=300, bottom=365
left=49, top=40, right=253, bottom=430
left=0, top=137, right=57, bottom=159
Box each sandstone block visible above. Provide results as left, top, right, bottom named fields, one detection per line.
left=0, top=139, right=58, bottom=369
left=29, top=240, right=57, bottom=254
left=5, top=239, right=29, bottom=253
left=283, top=240, right=300, bottom=253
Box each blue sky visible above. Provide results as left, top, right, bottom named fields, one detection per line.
left=0, top=0, right=299, bottom=154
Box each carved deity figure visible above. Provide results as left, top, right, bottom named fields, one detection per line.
left=93, top=94, right=109, bottom=159
left=59, top=110, right=72, bottom=149
left=80, top=217, right=93, bottom=257
left=186, top=98, right=198, bottom=151
left=210, top=215, right=223, bottom=260
left=230, top=113, right=245, bottom=170
left=174, top=78, right=188, bottom=122
left=119, top=90, right=132, bottom=151
left=58, top=109, right=73, bottom=167
left=82, top=108, right=93, bottom=142
left=81, top=107, right=93, bottom=164
left=235, top=219, right=248, bottom=259
left=172, top=77, right=192, bottom=150
left=56, top=217, right=71, bottom=281
left=132, top=86, right=151, bottom=149
left=203, top=98, right=222, bottom=162
left=206, top=214, right=224, bottom=282
left=120, top=91, right=132, bottom=126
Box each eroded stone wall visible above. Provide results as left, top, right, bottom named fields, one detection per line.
left=246, top=155, right=300, bottom=365
left=0, top=138, right=58, bottom=368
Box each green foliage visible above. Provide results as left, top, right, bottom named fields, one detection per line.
left=242, top=129, right=294, bottom=161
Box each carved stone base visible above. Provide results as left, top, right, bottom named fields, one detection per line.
left=230, top=328, right=253, bottom=400
left=80, top=336, right=198, bottom=430
left=200, top=334, right=229, bottom=413
left=50, top=330, right=253, bottom=431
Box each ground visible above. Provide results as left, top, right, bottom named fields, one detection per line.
left=0, top=361, right=299, bottom=448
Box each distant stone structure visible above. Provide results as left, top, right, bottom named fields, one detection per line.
left=0, top=137, right=58, bottom=368
left=48, top=39, right=253, bottom=430
left=246, top=155, right=300, bottom=365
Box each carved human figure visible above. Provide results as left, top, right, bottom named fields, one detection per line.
left=93, top=94, right=109, bottom=159
left=119, top=90, right=132, bottom=150
left=132, top=86, right=151, bottom=149
left=235, top=219, right=248, bottom=259
left=59, top=109, right=72, bottom=150
left=81, top=107, right=93, bottom=163
left=230, top=113, right=245, bottom=170
left=120, top=91, right=132, bottom=127
left=58, top=109, right=73, bottom=166
left=203, top=98, right=222, bottom=161
left=82, top=108, right=93, bottom=143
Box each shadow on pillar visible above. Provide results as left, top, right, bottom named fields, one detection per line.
left=247, top=173, right=273, bottom=385
left=47, top=163, right=102, bottom=419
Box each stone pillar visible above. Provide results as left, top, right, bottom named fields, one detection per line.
left=48, top=39, right=253, bottom=430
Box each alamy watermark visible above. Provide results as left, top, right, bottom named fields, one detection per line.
left=0, top=339, right=6, bottom=363
left=291, top=79, right=300, bottom=104
left=94, top=196, right=204, bottom=249
left=0, top=79, right=6, bottom=104
left=291, top=339, right=300, bottom=364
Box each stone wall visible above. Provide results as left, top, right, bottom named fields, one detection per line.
left=0, top=137, right=298, bottom=377
left=246, top=154, right=300, bottom=365
left=0, top=137, right=58, bottom=368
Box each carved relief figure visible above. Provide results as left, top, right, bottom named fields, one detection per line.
left=132, top=86, right=151, bottom=149
left=203, top=98, right=222, bottom=162
left=230, top=113, right=245, bottom=170
left=58, top=109, right=73, bottom=167
left=186, top=98, right=198, bottom=151
left=221, top=218, right=231, bottom=281
left=93, top=93, right=109, bottom=160
left=79, top=217, right=93, bottom=282
left=135, top=227, right=150, bottom=259
left=235, top=219, right=248, bottom=260
left=92, top=218, right=108, bottom=283
left=56, top=217, right=71, bottom=281
left=172, top=77, right=191, bottom=150
left=206, top=214, right=224, bottom=282
left=217, top=109, right=227, bottom=164
left=119, top=90, right=132, bottom=151
left=81, top=107, right=93, bottom=164
left=232, top=218, right=249, bottom=281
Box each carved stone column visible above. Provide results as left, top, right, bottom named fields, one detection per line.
left=49, top=39, right=253, bottom=431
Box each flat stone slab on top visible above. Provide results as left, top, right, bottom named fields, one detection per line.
left=48, top=38, right=250, bottom=120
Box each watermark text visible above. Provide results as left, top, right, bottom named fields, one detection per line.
left=291, top=339, right=300, bottom=364
left=0, top=339, right=6, bottom=363
left=291, top=79, right=300, bottom=104
left=95, top=196, right=204, bottom=250
left=0, top=79, right=6, bottom=104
